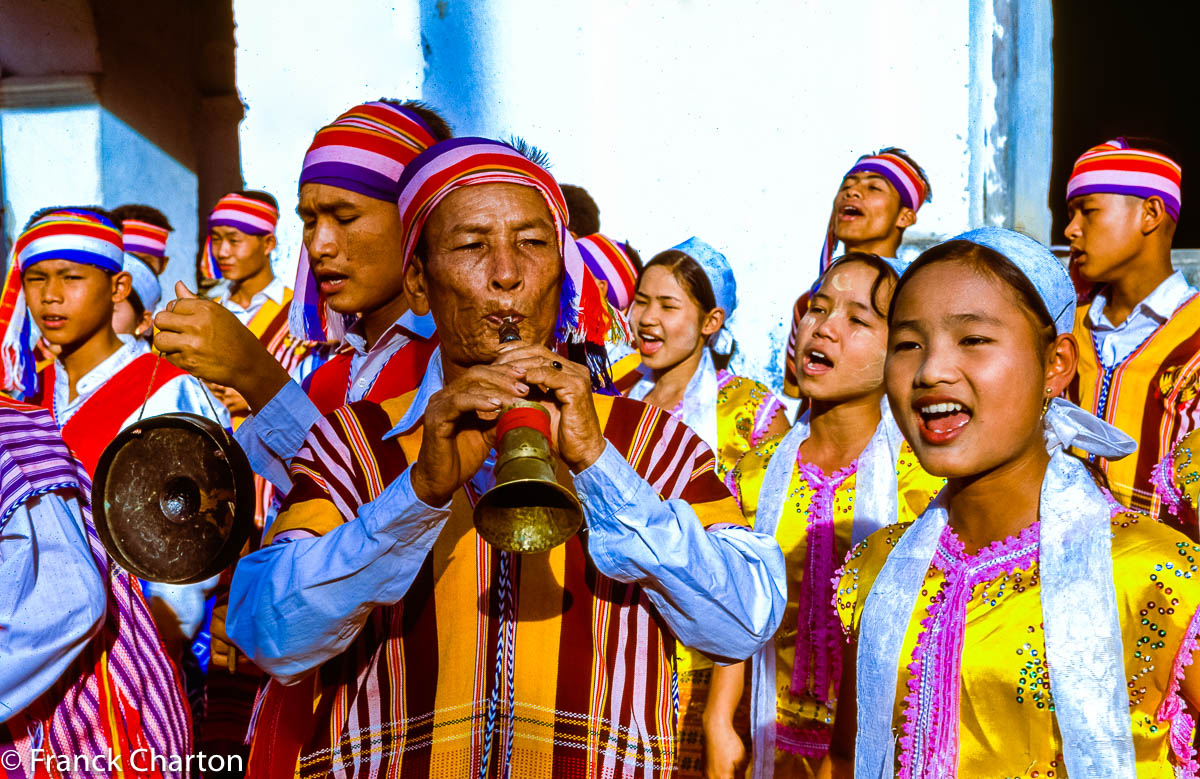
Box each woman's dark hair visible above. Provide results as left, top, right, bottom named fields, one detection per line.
left=640, top=250, right=718, bottom=313
left=816, top=251, right=899, bottom=318
left=889, top=240, right=1056, bottom=348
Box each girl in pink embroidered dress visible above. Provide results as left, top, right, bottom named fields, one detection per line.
left=704, top=253, right=942, bottom=779
left=829, top=233, right=1200, bottom=778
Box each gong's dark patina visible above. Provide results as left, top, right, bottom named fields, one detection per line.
left=92, top=412, right=255, bottom=584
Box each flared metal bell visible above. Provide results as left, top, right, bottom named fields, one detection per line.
left=473, top=402, right=584, bottom=554
left=92, top=412, right=256, bottom=583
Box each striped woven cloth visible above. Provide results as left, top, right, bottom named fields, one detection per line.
left=0, top=397, right=192, bottom=778
left=245, top=392, right=746, bottom=778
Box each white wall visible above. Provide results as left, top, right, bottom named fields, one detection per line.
left=0, top=105, right=197, bottom=304
left=235, top=0, right=974, bottom=394
left=231, top=0, right=424, bottom=287
left=1, top=105, right=104, bottom=237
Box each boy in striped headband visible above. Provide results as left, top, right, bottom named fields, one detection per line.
left=153, top=99, right=451, bottom=761
left=197, top=189, right=324, bottom=421
left=0, top=207, right=229, bottom=664
left=1063, top=137, right=1200, bottom=535
left=157, top=100, right=450, bottom=477
left=226, top=136, right=785, bottom=779
left=782, top=148, right=931, bottom=397
left=112, top=203, right=173, bottom=276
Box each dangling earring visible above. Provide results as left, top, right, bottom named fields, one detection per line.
left=1042, top=386, right=1054, bottom=416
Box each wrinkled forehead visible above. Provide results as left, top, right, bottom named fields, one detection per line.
left=425, top=181, right=557, bottom=236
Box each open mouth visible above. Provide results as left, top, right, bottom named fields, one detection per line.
left=915, top=399, right=973, bottom=444
left=838, top=204, right=865, bottom=219
left=802, top=348, right=834, bottom=376
left=315, top=271, right=349, bottom=294
left=1069, top=247, right=1085, bottom=263
left=39, top=314, right=68, bottom=330
left=638, top=331, right=664, bottom=356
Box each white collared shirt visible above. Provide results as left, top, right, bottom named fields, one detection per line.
left=215, top=275, right=289, bottom=326
left=1086, top=271, right=1197, bottom=368
left=341, top=310, right=437, bottom=403
left=50, top=335, right=231, bottom=430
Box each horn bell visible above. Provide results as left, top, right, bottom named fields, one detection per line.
left=473, top=405, right=584, bottom=554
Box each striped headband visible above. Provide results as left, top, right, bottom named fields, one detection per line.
left=290, top=102, right=438, bottom=342
left=1067, top=137, right=1182, bottom=222
left=121, top=219, right=170, bottom=259
left=396, top=137, right=628, bottom=348
left=203, top=193, right=279, bottom=280
left=576, top=233, right=638, bottom=310
left=819, top=149, right=931, bottom=274
left=0, top=209, right=125, bottom=397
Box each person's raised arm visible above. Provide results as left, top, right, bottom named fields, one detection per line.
left=154, top=282, right=291, bottom=412
left=496, top=342, right=788, bottom=662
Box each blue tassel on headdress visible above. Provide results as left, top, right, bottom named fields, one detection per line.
left=554, top=271, right=580, bottom=344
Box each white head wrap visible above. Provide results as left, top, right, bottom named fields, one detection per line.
left=122, top=251, right=161, bottom=312
left=670, top=237, right=738, bottom=357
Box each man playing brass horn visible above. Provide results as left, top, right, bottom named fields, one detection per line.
left=225, top=138, right=786, bottom=778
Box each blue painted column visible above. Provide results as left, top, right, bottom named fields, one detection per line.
left=418, top=0, right=502, bottom=139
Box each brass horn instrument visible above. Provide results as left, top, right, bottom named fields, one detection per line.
left=472, top=320, right=585, bottom=554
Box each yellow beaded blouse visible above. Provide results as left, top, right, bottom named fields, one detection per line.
left=729, top=436, right=941, bottom=773
left=836, top=512, right=1200, bottom=778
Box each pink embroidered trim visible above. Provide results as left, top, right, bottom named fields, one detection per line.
left=790, top=459, right=857, bottom=703
left=898, top=521, right=1040, bottom=779
left=1152, top=454, right=1185, bottom=518
left=775, top=724, right=832, bottom=758
left=752, top=395, right=786, bottom=446
left=1157, top=604, right=1200, bottom=777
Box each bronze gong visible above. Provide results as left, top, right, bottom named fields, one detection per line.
left=92, top=412, right=255, bottom=584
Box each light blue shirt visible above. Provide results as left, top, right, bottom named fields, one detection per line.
left=1086, top=271, right=1197, bottom=368
left=0, top=492, right=105, bottom=722
left=234, top=311, right=437, bottom=493
left=226, top=348, right=787, bottom=685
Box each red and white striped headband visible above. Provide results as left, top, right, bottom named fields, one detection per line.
left=121, top=219, right=170, bottom=259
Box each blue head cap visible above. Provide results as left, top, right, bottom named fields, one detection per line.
left=670, top=236, right=738, bottom=356
left=949, top=227, right=1074, bottom=335
left=670, top=237, right=737, bottom=316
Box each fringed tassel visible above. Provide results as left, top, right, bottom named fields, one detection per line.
left=0, top=257, right=34, bottom=399
left=201, top=236, right=224, bottom=280
left=554, top=269, right=581, bottom=344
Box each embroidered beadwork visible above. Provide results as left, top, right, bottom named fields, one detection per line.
left=790, top=459, right=857, bottom=701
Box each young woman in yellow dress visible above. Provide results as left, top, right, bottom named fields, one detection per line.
left=614, top=236, right=789, bottom=476
left=610, top=237, right=789, bottom=777
left=702, top=252, right=943, bottom=779
left=828, top=227, right=1200, bottom=778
